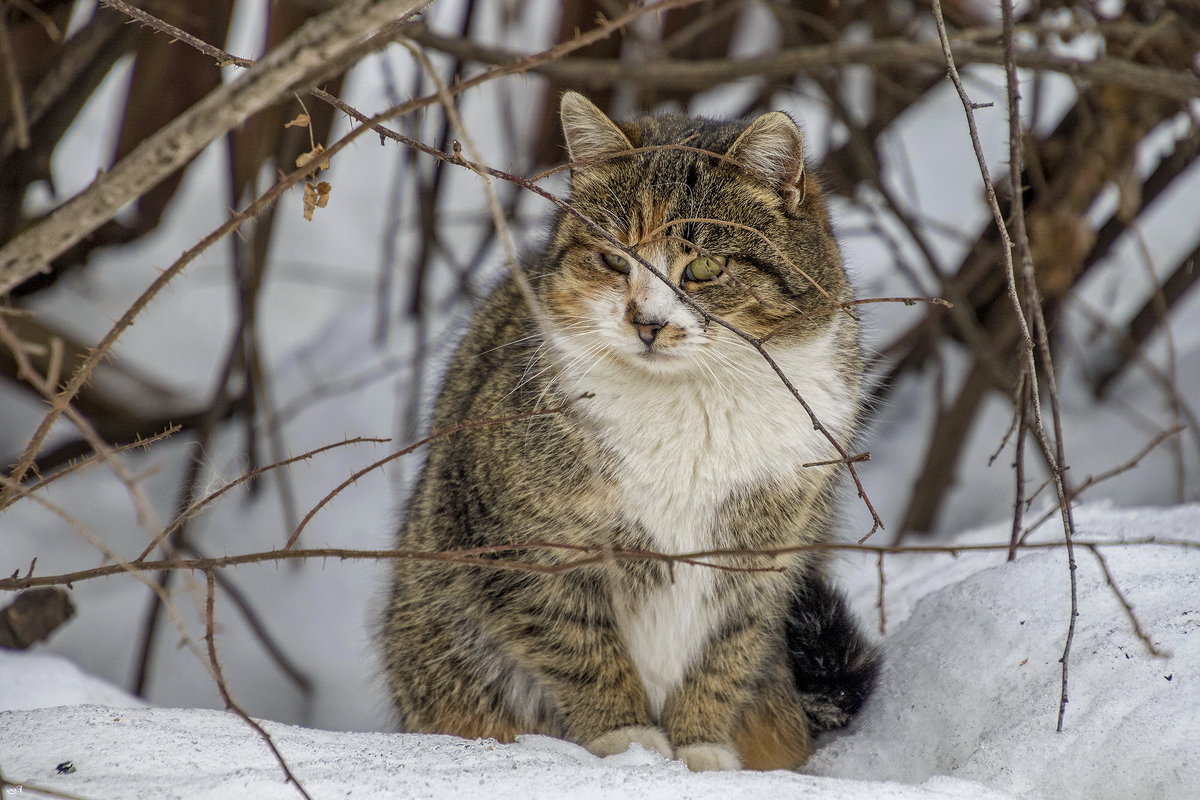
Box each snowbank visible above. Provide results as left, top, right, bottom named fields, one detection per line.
left=1, top=504, right=1196, bottom=800
left=0, top=650, right=145, bottom=712
left=812, top=503, right=1199, bottom=800
left=0, top=706, right=1010, bottom=800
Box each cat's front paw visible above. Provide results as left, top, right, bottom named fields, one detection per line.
left=586, top=726, right=673, bottom=759
left=676, top=743, right=741, bottom=772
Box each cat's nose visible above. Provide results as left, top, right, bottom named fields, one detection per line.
left=635, top=321, right=664, bottom=346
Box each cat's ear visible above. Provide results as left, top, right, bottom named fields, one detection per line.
left=560, top=91, right=633, bottom=166
left=726, top=112, right=807, bottom=212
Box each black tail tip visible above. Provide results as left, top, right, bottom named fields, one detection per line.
left=785, top=573, right=881, bottom=733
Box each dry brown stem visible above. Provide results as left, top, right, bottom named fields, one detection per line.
left=203, top=570, right=314, bottom=800
left=283, top=394, right=592, bottom=549
left=136, top=436, right=390, bottom=562
left=931, top=0, right=1085, bottom=731
left=1084, top=546, right=1168, bottom=658
left=0, top=5, right=30, bottom=150
left=3, top=536, right=1195, bottom=593
left=0, top=425, right=180, bottom=510
left=1018, top=425, right=1185, bottom=543
left=408, top=23, right=1200, bottom=100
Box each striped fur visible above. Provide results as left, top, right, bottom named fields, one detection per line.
left=381, top=93, right=877, bottom=772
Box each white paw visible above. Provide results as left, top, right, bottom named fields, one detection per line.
left=676, top=743, right=741, bottom=772
left=586, top=726, right=673, bottom=759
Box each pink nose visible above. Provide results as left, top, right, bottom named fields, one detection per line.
left=636, top=321, right=663, bottom=346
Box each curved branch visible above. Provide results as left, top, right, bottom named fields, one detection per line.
left=407, top=23, right=1200, bottom=101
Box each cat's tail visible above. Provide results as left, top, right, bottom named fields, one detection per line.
left=784, top=568, right=881, bottom=734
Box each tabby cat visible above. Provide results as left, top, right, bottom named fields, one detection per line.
left=381, top=92, right=878, bottom=772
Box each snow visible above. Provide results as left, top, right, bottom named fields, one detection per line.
left=3, top=503, right=1196, bottom=799
left=0, top=651, right=145, bottom=712
left=812, top=504, right=1200, bottom=800
left=0, top=707, right=1014, bottom=800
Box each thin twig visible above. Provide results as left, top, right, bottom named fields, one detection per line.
left=284, top=394, right=592, bottom=549
left=1019, top=425, right=1185, bottom=543
left=644, top=216, right=854, bottom=317
left=875, top=551, right=887, bottom=635
left=841, top=296, right=952, bottom=308
left=0, top=425, right=181, bottom=510
left=204, top=570, right=314, bottom=800
left=998, top=0, right=1081, bottom=733
left=136, top=436, right=390, bottom=562
left=0, top=4, right=30, bottom=149
left=98, top=0, right=253, bottom=66
left=1084, top=545, right=1168, bottom=658
left=1008, top=382, right=1029, bottom=562
left=930, top=0, right=1082, bottom=730
left=4, top=536, right=1195, bottom=593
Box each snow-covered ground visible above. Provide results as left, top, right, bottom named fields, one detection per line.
left=3, top=503, right=1196, bottom=799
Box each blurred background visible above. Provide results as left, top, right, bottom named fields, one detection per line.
left=2, top=0, right=1197, bottom=731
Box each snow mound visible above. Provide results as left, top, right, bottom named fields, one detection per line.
left=811, top=503, right=1200, bottom=800
left=0, top=650, right=145, bottom=711
left=1, top=504, right=1196, bottom=799
left=0, top=706, right=1010, bottom=800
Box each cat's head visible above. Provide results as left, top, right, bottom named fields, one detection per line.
left=537, top=92, right=853, bottom=377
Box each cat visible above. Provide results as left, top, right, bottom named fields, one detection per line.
left=381, top=91, right=878, bottom=772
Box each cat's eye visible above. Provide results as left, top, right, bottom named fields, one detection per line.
left=684, top=255, right=726, bottom=282
left=601, top=252, right=631, bottom=274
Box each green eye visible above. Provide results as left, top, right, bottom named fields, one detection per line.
left=684, top=255, right=726, bottom=282
left=602, top=252, right=630, bottom=274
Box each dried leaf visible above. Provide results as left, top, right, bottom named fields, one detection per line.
left=284, top=113, right=310, bottom=129
left=302, top=183, right=317, bottom=221
left=295, top=143, right=330, bottom=173
left=302, top=181, right=332, bottom=221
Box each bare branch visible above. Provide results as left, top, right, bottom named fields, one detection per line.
left=135, top=436, right=389, bottom=562
left=284, top=394, right=592, bottom=549
left=1085, top=545, right=1168, bottom=658
left=407, top=22, right=1200, bottom=100
left=3, top=536, right=1196, bottom=593
left=203, top=571, right=314, bottom=800
left=0, top=5, right=30, bottom=150
left=930, top=0, right=1084, bottom=730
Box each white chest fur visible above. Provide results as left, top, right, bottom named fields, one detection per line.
left=553, top=328, right=857, bottom=716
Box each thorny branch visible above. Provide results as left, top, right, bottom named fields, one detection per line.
left=204, top=570, right=315, bottom=800
left=283, top=395, right=593, bottom=550
left=3, top=536, right=1196, bottom=593
left=135, top=436, right=390, bottom=562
